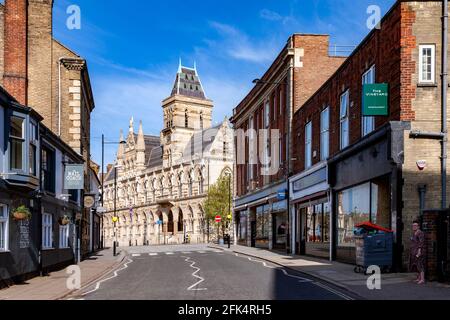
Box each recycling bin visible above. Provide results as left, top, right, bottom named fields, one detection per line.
left=353, top=222, right=394, bottom=274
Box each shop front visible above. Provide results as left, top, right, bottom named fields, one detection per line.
left=328, top=122, right=407, bottom=266
left=234, top=182, right=288, bottom=251
left=290, top=162, right=332, bottom=259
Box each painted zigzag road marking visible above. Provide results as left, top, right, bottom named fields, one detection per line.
left=182, top=256, right=207, bottom=291
left=79, top=257, right=134, bottom=297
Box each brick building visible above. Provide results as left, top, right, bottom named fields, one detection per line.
left=231, top=34, right=344, bottom=251
left=0, top=0, right=95, bottom=258
left=290, top=0, right=450, bottom=270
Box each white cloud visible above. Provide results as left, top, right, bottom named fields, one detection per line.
left=208, top=21, right=279, bottom=64
left=260, top=9, right=283, bottom=21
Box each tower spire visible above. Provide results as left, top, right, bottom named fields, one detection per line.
left=117, top=129, right=125, bottom=158
left=129, top=116, right=134, bottom=134
left=137, top=120, right=145, bottom=151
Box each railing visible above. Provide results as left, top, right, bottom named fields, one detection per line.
left=329, top=45, right=357, bottom=57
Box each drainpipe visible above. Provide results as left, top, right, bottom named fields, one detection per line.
left=287, top=38, right=295, bottom=255
left=442, top=0, right=448, bottom=210
left=58, top=58, right=64, bottom=137
left=418, top=184, right=427, bottom=217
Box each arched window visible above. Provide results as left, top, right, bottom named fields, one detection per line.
left=185, top=109, right=189, bottom=128
left=168, top=211, right=174, bottom=233
left=178, top=210, right=184, bottom=233
left=200, top=112, right=203, bottom=130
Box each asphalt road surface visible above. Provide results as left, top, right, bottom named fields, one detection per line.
left=67, top=245, right=357, bottom=300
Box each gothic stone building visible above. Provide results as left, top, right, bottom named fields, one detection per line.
left=102, top=64, right=234, bottom=247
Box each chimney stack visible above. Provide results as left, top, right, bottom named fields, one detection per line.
left=3, top=0, right=28, bottom=105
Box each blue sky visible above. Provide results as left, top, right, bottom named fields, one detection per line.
left=51, top=0, right=395, bottom=169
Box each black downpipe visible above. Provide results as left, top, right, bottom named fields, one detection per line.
left=442, top=0, right=448, bottom=210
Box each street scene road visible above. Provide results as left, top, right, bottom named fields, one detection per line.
left=66, top=245, right=356, bottom=300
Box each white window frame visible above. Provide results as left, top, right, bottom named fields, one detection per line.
left=264, top=101, right=270, bottom=129
left=362, top=65, right=376, bottom=136
left=248, top=115, right=254, bottom=181
left=59, top=224, right=69, bottom=249
left=305, top=121, right=312, bottom=169
left=9, top=114, right=26, bottom=172
left=0, top=204, right=9, bottom=252
left=419, top=44, right=436, bottom=84
left=320, top=107, right=330, bottom=161
left=340, top=90, right=350, bottom=150
left=42, top=213, right=53, bottom=249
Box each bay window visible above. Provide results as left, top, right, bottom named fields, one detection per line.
left=42, top=146, right=56, bottom=193
left=9, top=116, right=25, bottom=171
left=29, top=121, right=38, bottom=176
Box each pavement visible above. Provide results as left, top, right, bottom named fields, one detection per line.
left=0, top=248, right=125, bottom=300
left=65, top=244, right=358, bottom=300
left=208, top=244, right=450, bottom=300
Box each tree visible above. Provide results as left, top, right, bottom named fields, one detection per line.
left=203, top=173, right=232, bottom=240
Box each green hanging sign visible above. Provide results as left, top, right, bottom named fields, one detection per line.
left=362, top=83, right=389, bottom=116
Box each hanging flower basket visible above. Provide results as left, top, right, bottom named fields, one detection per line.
left=12, top=205, right=32, bottom=221
left=58, top=215, right=71, bottom=226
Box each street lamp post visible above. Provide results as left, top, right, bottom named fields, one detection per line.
left=113, top=164, right=118, bottom=256
left=100, top=136, right=125, bottom=255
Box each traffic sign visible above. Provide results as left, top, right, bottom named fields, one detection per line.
left=215, top=215, right=222, bottom=223
left=156, top=220, right=163, bottom=225
left=97, top=207, right=107, bottom=214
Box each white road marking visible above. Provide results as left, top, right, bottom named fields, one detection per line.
left=132, top=254, right=141, bottom=257
left=197, top=251, right=206, bottom=253
left=166, top=252, right=174, bottom=255
left=149, top=253, right=158, bottom=256
left=245, top=256, right=277, bottom=269
left=239, top=253, right=351, bottom=298
left=279, top=269, right=313, bottom=283
left=182, top=256, right=207, bottom=291
left=182, top=252, right=192, bottom=254
left=313, top=281, right=354, bottom=300
left=80, top=258, right=134, bottom=297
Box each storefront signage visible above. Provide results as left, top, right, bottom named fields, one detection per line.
left=64, top=164, right=84, bottom=190
left=277, top=189, right=287, bottom=200
left=293, top=167, right=327, bottom=192
left=363, top=83, right=389, bottom=116
left=84, top=195, right=95, bottom=208
left=19, top=220, right=30, bottom=249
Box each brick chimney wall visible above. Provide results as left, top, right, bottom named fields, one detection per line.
left=3, top=0, right=28, bottom=105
